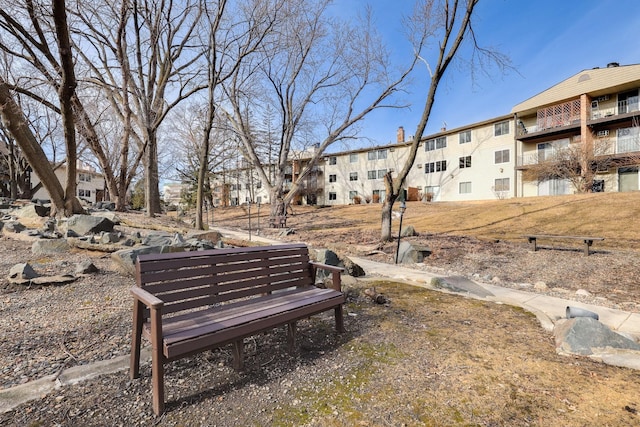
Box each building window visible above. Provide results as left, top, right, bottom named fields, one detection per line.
left=367, top=170, right=377, bottom=180
left=368, top=149, right=388, bottom=160
left=329, top=156, right=337, bottom=165
left=495, top=149, right=510, bottom=164
left=79, top=173, right=92, bottom=182
left=377, top=169, right=387, bottom=179
left=494, top=121, right=510, bottom=136
left=349, top=172, right=358, bottom=181
left=350, top=153, right=359, bottom=163
left=459, top=130, right=471, bottom=144
left=424, top=161, right=447, bottom=174
left=459, top=156, right=472, bottom=168
left=349, top=190, right=358, bottom=200
left=425, top=136, right=447, bottom=151
left=329, top=174, right=337, bottom=183
left=78, top=189, right=91, bottom=198
left=256, top=181, right=262, bottom=189
left=329, top=192, right=337, bottom=201
left=459, top=182, right=472, bottom=194
left=494, top=178, right=510, bottom=192
left=256, top=196, right=262, bottom=203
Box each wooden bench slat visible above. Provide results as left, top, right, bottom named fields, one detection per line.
left=165, top=294, right=345, bottom=359
left=162, top=288, right=340, bottom=343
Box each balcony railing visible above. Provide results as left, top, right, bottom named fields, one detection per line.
left=591, top=99, right=640, bottom=120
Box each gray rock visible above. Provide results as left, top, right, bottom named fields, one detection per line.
left=75, top=260, right=99, bottom=274
left=341, top=257, right=365, bottom=277
left=99, top=232, right=121, bottom=244
left=4, top=221, right=26, bottom=233
left=141, top=232, right=173, bottom=247
left=187, top=230, right=223, bottom=246
left=314, top=248, right=341, bottom=283
left=554, top=317, right=640, bottom=356
left=315, top=248, right=341, bottom=266
left=32, top=239, right=71, bottom=255
left=111, top=246, right=185, bottom=276
left=15, top=204, right=50, bottom=219
left=396, top=241, right=431, bottom=264
left=66, top=214, right=115, bottom=236
left=93, top=211, right=121, bottom=224
left=9, top=263, right=39, bottom=281
left=400, top=225, right=417, bottom=237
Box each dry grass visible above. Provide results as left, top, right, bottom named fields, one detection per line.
left=213, top=192, right=640, bottom=249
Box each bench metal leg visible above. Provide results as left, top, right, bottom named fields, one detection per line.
left=130, top=300, right=144, bottom=380
left=528, top=237, right=537, bottom=251
left=335, top=306, right=345, bottom=333
left=232, top=340, right=244, bottom=371
left=286, top=322, right=297, bottom=352
left=584, top=240, right=592, bottom=256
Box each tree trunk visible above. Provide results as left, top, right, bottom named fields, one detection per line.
left=381, top=172, right=398, bottom=241
left=145, top=130, right=162, bottom=216
left=0, top=78, right=66, bottom=212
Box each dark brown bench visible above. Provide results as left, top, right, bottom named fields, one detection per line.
left=525, top=235, right=604, bottom=256
left=129, top=243, right=345, bottom=415
left=269, top=215, right=287, bottom=228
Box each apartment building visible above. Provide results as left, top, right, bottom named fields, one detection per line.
left=211, top=63, right=640, bottom=206
left=514, top=62, right=640, bottom=196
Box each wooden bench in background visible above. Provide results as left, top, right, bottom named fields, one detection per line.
left=130, top=243, right=345, bottom=415
left=524, top=234, right=605, bottom=256
left=269, top=215, right=287, bottom=228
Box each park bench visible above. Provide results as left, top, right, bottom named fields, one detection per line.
left=524, top=234, right=604, bottom=256
left=129, top=243, right=345, bottom=415
left=269, top=215, right=287, bottom=228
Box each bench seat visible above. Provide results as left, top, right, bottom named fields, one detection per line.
left=145, top=287, right=344, bottom=359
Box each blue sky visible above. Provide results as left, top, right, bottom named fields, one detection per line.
left=332, top=0, right=640, bottom=148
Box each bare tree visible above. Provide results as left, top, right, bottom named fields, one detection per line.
left=223, top=0, right=413, bottom=220
left=381, top=0, right=510, bottom=240
left=0, top=0, right=84, bottom=215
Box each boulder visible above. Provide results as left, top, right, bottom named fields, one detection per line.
left=9, top=263, right=39, bottom=281
left=396, top=241, right=431, bottom=264
left=111, top=246, right=185, bottom=276
left=4, top=220, right=26, bottom=233
left=314, top=248, right=341, bottom=283
left=400, top=225, right=417, bottom=237
left=99, top=231, right=121, bottom=244
left=341, top=257, right=365, bottom=277
left=32, top=239, right=71, bottom=255
left=141, top=232, right=173, bottom=247
left=66, top=214, right=115, bottom=236
left=75, top=260, right=99, bottom=274
left=187, top=230, right=223, bottom=246
left=554, top=317, right=640, bottom=356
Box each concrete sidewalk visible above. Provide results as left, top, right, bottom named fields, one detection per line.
left=3, top=226, right=639, bottom=413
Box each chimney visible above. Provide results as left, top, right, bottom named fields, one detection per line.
left=397, top=126, right=405, bottom=143
left=607, top=62, right=620, bottom=68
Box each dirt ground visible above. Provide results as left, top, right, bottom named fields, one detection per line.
left=1, top=206, right=640, bottom=426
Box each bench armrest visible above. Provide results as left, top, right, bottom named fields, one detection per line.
left=131, top=286, right=164, bottom=309
left=309, top=261, right=344, bottom=292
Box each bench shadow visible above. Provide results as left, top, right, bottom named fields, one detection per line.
left=160, top=315, right=362, bottom=414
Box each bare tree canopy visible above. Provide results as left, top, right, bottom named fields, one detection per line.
left=380, top=0, right=511, bottom=241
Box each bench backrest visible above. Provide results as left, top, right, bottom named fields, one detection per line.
left=135, top=243, right=314, bottom=318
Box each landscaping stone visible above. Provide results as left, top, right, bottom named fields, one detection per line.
left=66, top=214, right=115, bottom=236
left=8, top=263, right=39, bottom=281
left=31, top=239, right=71, bottom=255
left=554, top=317, right=640, bottom=356
left=396, top=240, right=431, bottom=264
